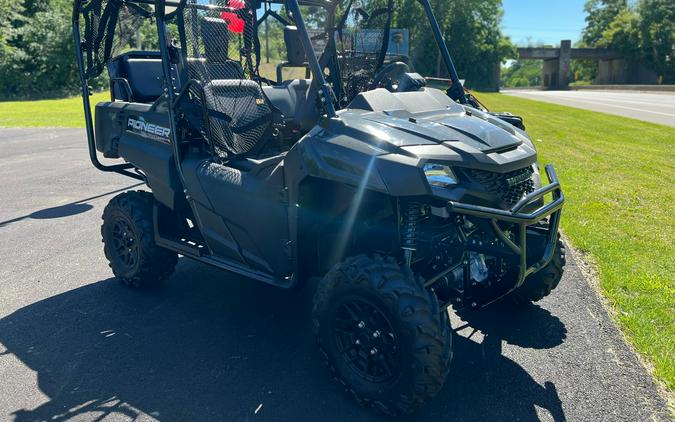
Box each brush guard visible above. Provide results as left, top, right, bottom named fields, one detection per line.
left=446, top=164, right=564, bottom=291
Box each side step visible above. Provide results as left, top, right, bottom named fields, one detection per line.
left=155, top=234, right=283, bottom=285
left=152, top=204, right=294, bottom=288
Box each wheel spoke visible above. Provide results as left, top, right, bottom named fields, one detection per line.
left=337, top=342, right=357, bottom=354
left=109, top=218, right=139, bottom=271
left=341, top=302, right=362, bottom=322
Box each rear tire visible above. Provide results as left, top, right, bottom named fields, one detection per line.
left=508, top=236, right=565, bottom=305
left=101, top=191, right=177, bottom=288
left=313, top=254, right=452, bottom=416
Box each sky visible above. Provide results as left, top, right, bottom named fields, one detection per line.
left=501, top=0, right=588, bottom=47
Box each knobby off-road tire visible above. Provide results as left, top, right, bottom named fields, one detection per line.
left=101, top=191, right=177, bottom=288
left=313, top=254, right=452, bottom=416
left=508, top=235, right=566, bottom=305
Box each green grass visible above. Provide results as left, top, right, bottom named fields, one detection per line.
left=478, top=92, right=674, bottom=393
left=2, top=89, right=673, bottom=394
left=0, top=92, right=109, bottom=127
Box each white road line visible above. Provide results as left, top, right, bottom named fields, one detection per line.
left=547, top=98, right=675, bottom=117
left=507, top=92, right=675, bottom=118
left=526, top=92, right=675, bottom=107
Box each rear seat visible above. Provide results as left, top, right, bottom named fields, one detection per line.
left=108, top=51, right=164, bottom=103
left=124, top=56, right=164, bottom=102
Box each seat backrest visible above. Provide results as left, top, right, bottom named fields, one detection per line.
left=201, top=17, right=230, bottom=63
left=203, top=80, right=273, bottom=158
left=284, top=26, right=306, bottom=66
left=108, top=51, right=165, bottom=103
left=123, top=57, right=164, bottom=102
left=186, top=17, right=244, bottom=83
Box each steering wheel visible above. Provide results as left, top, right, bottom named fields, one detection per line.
left=370, top=62, right=411, bottom=92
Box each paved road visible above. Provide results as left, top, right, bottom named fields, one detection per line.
left=0, top=128, right=670, bottom=421
left=503, top=89, right=675, bottom=127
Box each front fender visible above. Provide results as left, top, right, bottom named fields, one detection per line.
left=284, top=125, right=430, bottom=198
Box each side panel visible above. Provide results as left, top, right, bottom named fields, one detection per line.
left=182, top=156, right=292, bottom=277
left=100, top=101, right=184, bottom=210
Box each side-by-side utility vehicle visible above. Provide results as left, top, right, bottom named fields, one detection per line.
left=73, top=0, right=565, bottom=414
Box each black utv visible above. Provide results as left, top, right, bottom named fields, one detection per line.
left=73, top=0, right=565, bottom=415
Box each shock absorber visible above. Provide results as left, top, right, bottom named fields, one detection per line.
left=400, top=201, right=421, bottom=268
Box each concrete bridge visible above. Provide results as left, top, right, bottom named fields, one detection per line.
left=513, top=40, right=657, bottom=90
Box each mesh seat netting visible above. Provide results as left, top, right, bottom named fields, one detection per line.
left=179, top=1, right=273, bottom=158
left=78, top=0, right=154, bottom=78
left=335, top=0, right=393, bottom=105
left=203, top=80, right=273, bottom=157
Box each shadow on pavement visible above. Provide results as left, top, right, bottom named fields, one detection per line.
left=0, top=259, right=567, bottom=421
left=0, top=183, right=143, bottom=228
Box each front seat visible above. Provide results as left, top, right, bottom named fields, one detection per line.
left=203, top=79, right=273, bottom=158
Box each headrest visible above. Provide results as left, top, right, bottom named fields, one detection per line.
left=201, top=17, right=230, bottom=63
left=284, top=26, right=306, bottom=66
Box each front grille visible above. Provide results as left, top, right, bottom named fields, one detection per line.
left=464, top=167, right=535, bottom=207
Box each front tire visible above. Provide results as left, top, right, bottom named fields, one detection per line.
left=101, top=191, right=178, bottom=288
left=508, top=236, right=566, bottom=305
left=312, top=255, right=452, bottom=416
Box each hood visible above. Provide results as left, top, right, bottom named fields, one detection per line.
left=335, top=87, right=529, bottom=155
left=357, top=110, right=524, bottom=154
left=331, top=106, right=536, bottom=171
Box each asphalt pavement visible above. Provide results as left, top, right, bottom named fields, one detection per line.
left=0, top=128, right=670, bottom=421
left=502, top=89, right=675, bottom=127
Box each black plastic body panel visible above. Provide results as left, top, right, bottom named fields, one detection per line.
left=97, top=101, right=183, bottom=210
left=181, top=155, right=292, bottom=277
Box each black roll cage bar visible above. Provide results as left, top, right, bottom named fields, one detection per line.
left=72, top=0, right=467, bottom=181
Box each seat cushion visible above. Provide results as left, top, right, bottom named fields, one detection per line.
left=188, top=58, right=244, bottom=81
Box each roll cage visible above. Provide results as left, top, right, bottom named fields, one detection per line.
left=72, top=0, right=467, bottom=181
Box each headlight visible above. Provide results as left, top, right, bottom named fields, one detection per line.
left=423, top=163, right=458, bottom=188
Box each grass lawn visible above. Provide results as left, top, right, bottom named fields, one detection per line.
left=1, top=89, right=673, bottom=393
left=478, top=92, right=674, bottom=393
left=0, top=92, right=109, bottom=127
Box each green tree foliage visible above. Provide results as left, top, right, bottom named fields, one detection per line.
left=636, top=0, right=675, bottom=81
left=582, top=0, right=628, bottom=46
left=501, top=60, right=542, bottom=87
left=0, top=0, right=24, bottom=74
left=0, top=0, right=514, bottom=99
left=391, top=0, right=514, bottom=89
left=442, top=0, right=515, bottom=89
left=0, top=0, right=80, bottom=99
left=570, top=57, right=597, bottom=83
left=581, top=0, right=675, bottom=83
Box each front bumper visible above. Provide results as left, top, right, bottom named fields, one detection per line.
left=446, top=164, right=564, bottom=290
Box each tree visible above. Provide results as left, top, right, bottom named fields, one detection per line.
left=581, top=0, right=675, bottom=83
left=596, top=8, right=641, bottom=55
left=443, top=0, right=515, bottom=89
left=0, top=0, right=23, bottom=67
left=636, top=0, right=675, bottom=82
left=582, top=0, right=628, bottom=46
left=501, top=60, right=542, bottom=87
left=392, top=0, right=514, bottom=89
left=0, top=0, right=515, bottom=99
left=0, top=0, right=79, bottom=99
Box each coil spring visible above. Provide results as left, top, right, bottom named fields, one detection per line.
left=400, top=201, right=421, bottom=252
